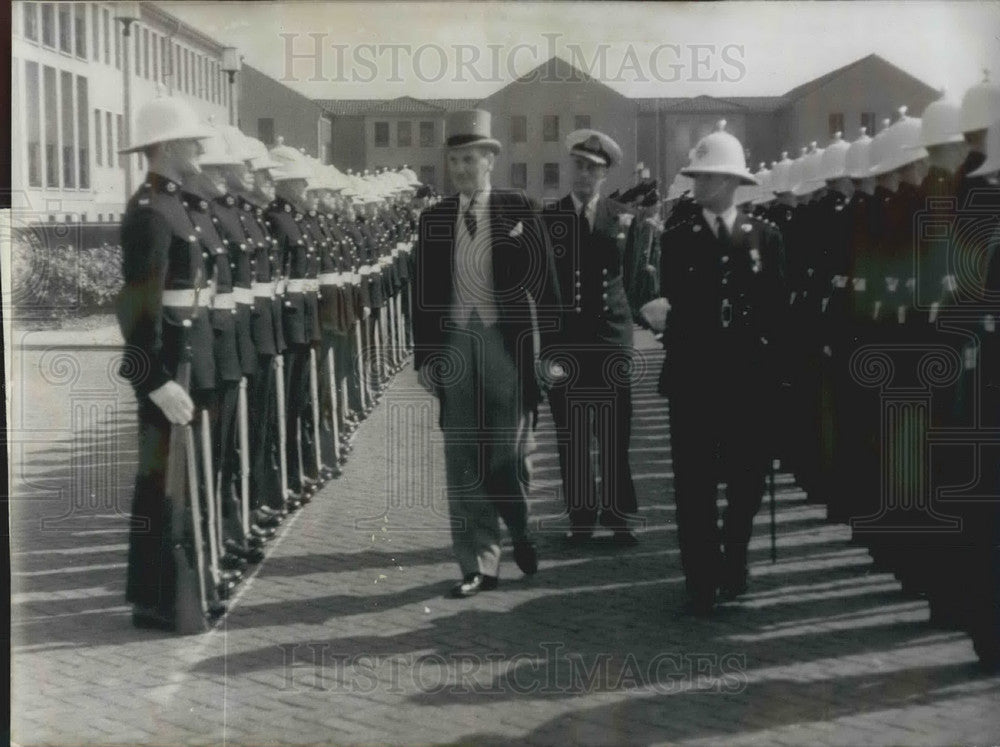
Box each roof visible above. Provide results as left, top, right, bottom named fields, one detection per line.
left=636, top=95, right=784, bottom=114
left=488, top=56, right=633, bottom=103
left=241, top=64, right=329, bottom=114
left=315, top=96, right=483, bottom=116
left=314, top=54, right=934, bottom=119
left=781, top=53, right=938, bottom=103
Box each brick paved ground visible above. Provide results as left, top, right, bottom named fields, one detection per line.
left=9, top=327, right=1000, bottom=746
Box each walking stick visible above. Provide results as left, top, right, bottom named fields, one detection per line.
left=770, top=457, right=778, bottom=563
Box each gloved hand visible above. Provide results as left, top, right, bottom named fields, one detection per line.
left=149, top=380, right=195, bottom=425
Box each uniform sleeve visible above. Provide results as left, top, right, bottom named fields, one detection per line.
left=116, top=207, right=173, bottom=397
left=520, top=194, right=563, bottom=352
left=410, top=211, right=431, bottom=370
left=658, top=228, right=675, bottom=303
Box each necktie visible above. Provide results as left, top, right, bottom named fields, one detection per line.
left=579, top=205, right=590, bottom=237
left=716, top=215, right=730, bottom=244
left=463, top=196, right=477, bottom=238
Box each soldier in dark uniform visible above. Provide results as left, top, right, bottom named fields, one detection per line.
left=266, top=142, right=322, bottom=506
left=116, top=97, right=222, bottom=630
left=180, top=167, right=246, bottom=599
left=658, top=121, right=787, bottom=615
left=235, top=136, right=289, bottom=521
left=542, top=129, right=639, bottom=545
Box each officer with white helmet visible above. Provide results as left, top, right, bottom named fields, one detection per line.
left=657, top=120, right=787, bottom=614
left=955, top=71, right=1000, bottom=205
left=116, top=95, right=223, bottom=631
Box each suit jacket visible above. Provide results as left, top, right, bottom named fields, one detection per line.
left=658, top=208, right=787, bottom=396
left=412, top=189, right=561, bottom=411
left=543, top=194, right=634, bottom=348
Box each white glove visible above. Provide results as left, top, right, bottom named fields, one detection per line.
left=149, top=380, right=194, bottom=425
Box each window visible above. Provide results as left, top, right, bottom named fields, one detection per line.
left=196, top=55, right=202, bottom=97
left=543, top=162, right=560, bottom=190
left=511, top=115, right=527, bottom=143
left=143, top=28, right=149, bottom=79
left=116, top=114, right=123, bottom=169
left=258, top=117, right=275, bottom=146
left=26, top=61, right=42, bottom=187
left=419, top=121, right=434, bottom=147
left=510, top=162, right=527, bottom=189
left=209, top=61, right=216, bottom=102
left=61, top=71, right=76, bottom=188
left=574, top=115, right=591, bottom=130
left=163, top=41, right=170, bottom=85
left=861, top=111, right=877, bottom=135
left=114, top=14, right=120, bottom=69
left=58, top=3, right=71, bottom=53
left=42, top=3, right=56, bottom=47
left=134, top=31, right=140, bottom=78
left=374, top=122, right=390, bottom=147
left=44, top=66, right=58, bottom=187
left=106, top=111, right=113, bottom=168
left=77, top=77, right=89, bottom=188
left=94, top=109, right=102, bottom=166
left=397, top=121, right=412, bottom=147
left=829, top=112, right=844, bottom=137
left=92, top=5, right=100, bottom=62
left=24, top=3, right=39, bottom=41
left=74, top=3, right=87, bottom=59
left=152, top=33, right=158, bottom=82
left=419, top=165, right=435, bottom=186
left=542, top=115, right=559, bottom=142
left=102, top=9, right=110, bottom=64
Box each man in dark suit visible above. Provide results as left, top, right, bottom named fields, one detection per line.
left=412, top=110, right=560, bottom=598
left=543, top=129, right=639, bottom=545
left=658, top=121, right=787, bottom=615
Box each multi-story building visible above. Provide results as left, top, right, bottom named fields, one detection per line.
left=318, top=54, right=940, bottom=197
left=238, top=64, right=334, bottom=162
left=12, top=1, right=233, bottom=222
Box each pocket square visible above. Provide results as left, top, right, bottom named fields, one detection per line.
left=508, top=221, right=524, bottom=238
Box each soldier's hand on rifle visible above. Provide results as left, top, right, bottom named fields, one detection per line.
left=149, top=380, right=195, bottom=425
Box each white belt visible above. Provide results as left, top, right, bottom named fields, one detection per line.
left=233, top=286, right=253, bottom=305
left=212, top=292, right=236, bottom=311
left=162, top=289, right=211, bottom=308
left=319, top=272, right=343, bottom=285
left=286, top=279, right=307, bottom=293
left=305, top=278, right=319, bottom=293
left=252, top=282, right=275, bottom=299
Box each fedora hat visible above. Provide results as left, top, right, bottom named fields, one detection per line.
left=445, top=109, right=501, bottom=153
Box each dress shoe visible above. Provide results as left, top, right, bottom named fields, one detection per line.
left=224, top=539, right=265, bottom=564
left=683, top=588, right=717, bottom=617
left=256, top=506, right=285, bottom=521
left=208, top=600, right=227, bottom=619
left=250, top=523, right=276, bottom=539
left=564, top=530, right=593, bottom=546
left=247, top=535, right=267, bottom=550
left=132, top=606, right=175, bottom=631
left=612, top=529, right=639, bottom=547
left=253, top=512, right=282, bottom=528
left=220, top=553, right=248, bottom=573
left=513, top=540, right=538, bottom=575
left=718, top=570, right=748, bottom=601
left=449, top=573, right=498, bottom=598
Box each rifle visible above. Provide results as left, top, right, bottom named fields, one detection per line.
left=274, top=354, right=290, bottom=505
left=326, top=346, right=342, bottom=464
left=168, top=292, right=209, bottom=633
left=309, top=345, right=323, bottom=478
left=238, top=376, right=251, bottom=538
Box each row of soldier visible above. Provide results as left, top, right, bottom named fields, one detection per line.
left=117, top=95, right=424, bottom=631
left=638, top=75, right=998, bottom=665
